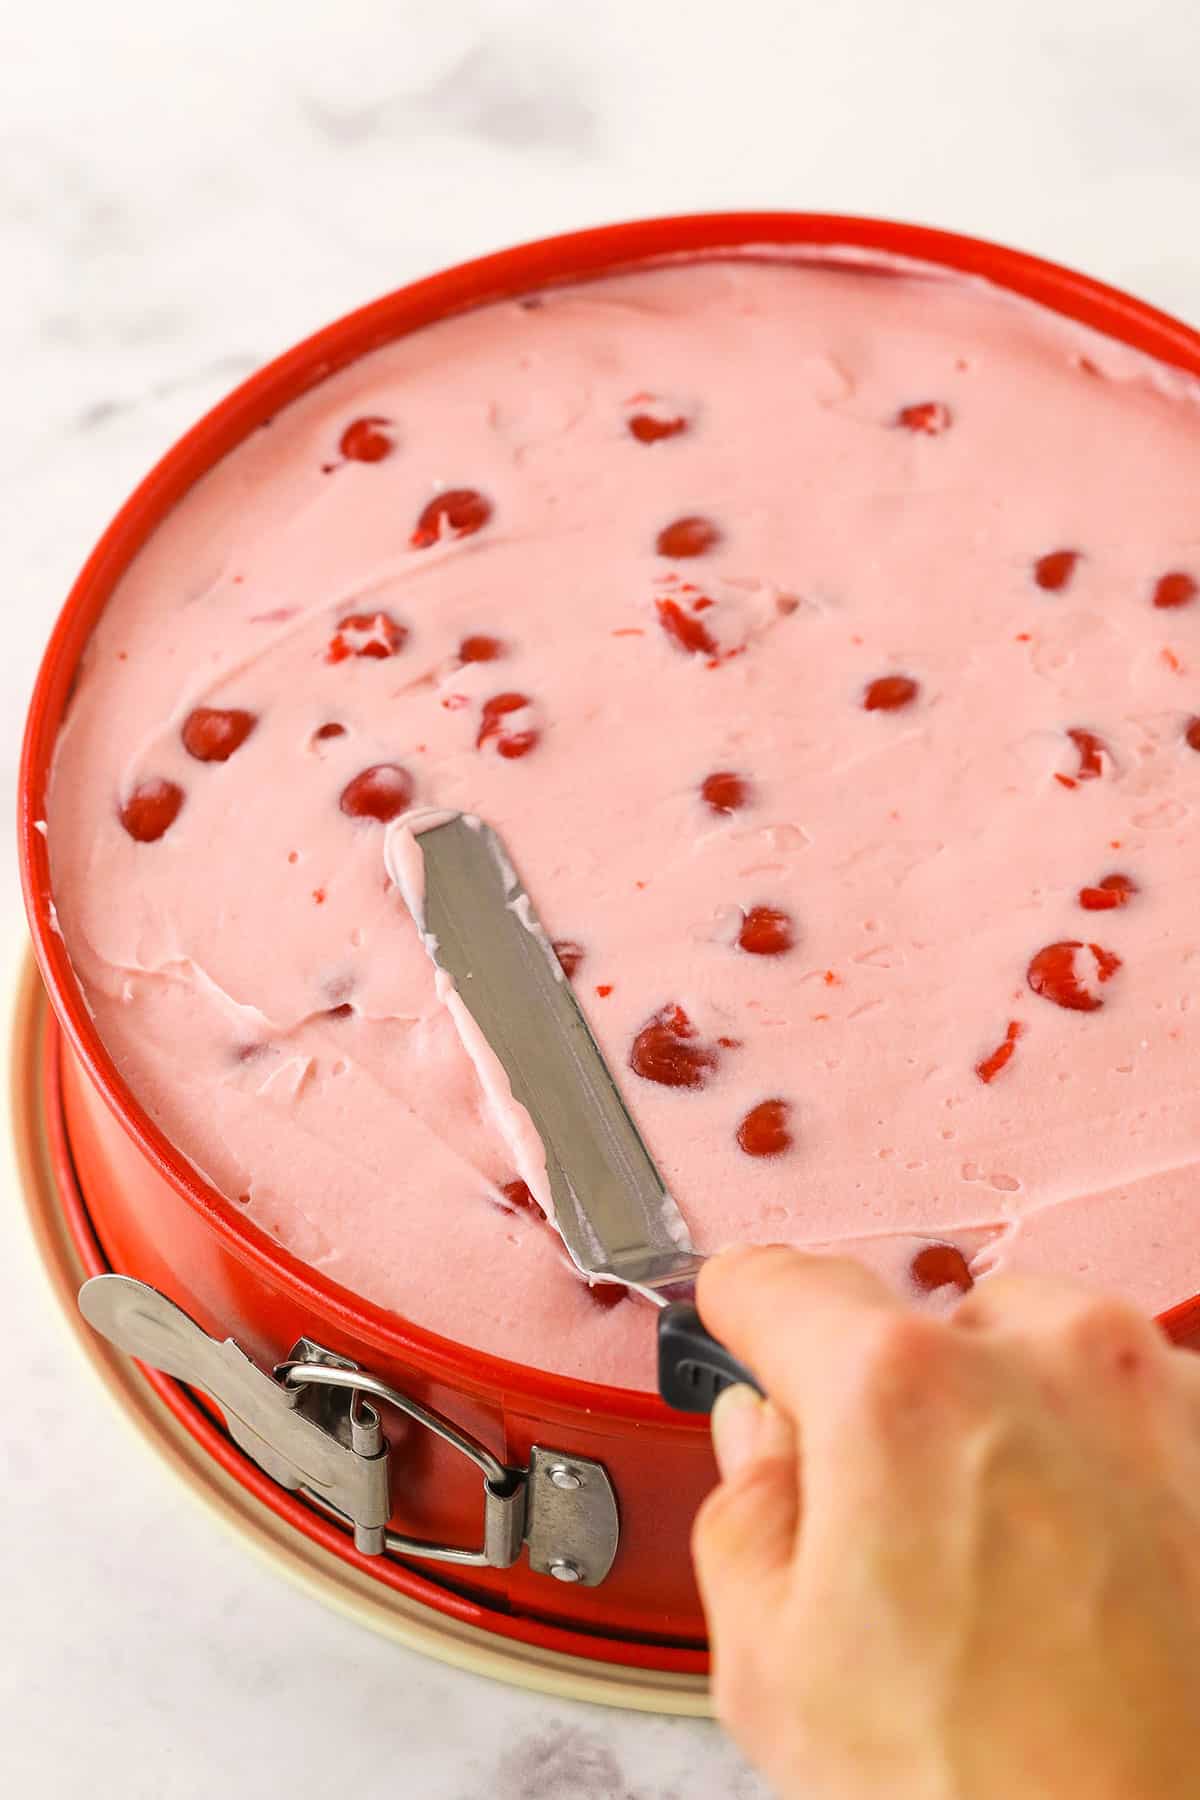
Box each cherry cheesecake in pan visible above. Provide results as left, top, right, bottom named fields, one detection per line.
left=40, top=241, right=1200, bottom=1395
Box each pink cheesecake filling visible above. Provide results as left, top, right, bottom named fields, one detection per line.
left=46, top=254, right=1200, bottom=1388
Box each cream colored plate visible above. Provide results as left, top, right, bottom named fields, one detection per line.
left=9, top=951, right=711, bottom=1715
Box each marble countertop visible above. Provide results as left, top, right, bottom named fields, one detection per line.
left=4, top=2, right=1199, bottom=1793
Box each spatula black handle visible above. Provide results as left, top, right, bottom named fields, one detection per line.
left=657, top=1302, right=764, bottom=1413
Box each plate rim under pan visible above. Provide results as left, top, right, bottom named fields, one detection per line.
left=9, top=953, right=711, bottom=1716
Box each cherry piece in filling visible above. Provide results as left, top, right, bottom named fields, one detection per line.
left=459, top=634, right=504, bottom=663
left=657, top=597, right=718, bottom=656
left=339, top=416, right=395, bottom=463
left=1186, top=716, right=1200, bottom=752
left=655, top=515, right=721, bottom=558
left=975, top=1020, right=1023, bottom=1085
left=1079, top=872, right=1137, bottom=912
left=553, top=940, right=585, bottom=979
left=500, top=1179, right=539, bottom=1217
left=1152, top=570, right=1198, bottom=610
left=477, top=692, right=539, bottom=759
left=586, top=1280, right=629, bottom=1310
left=314, top=722, right=346, bottom=740
left=1027, top=940, right=1121, bottom=1012
left=339, top=763, right=414, bottom=823
left=411, top=488, right=492, bottom=549
left=910, top=1242, right=974, bottom=1295
left=181, top=707, right=257, bottom=763
left=1057, top=727, right=1110, bottom=785
left=863, top=674, right=919, bottom=712
left=496, top=733, right=538, bottom=761
left=895, top=402, right=951, bottom=435
left=120, top=778, right=185, bottom=843
left=629, top=1004, right=720, bottom=1089
left=737, top=1098, right=793, bottom=1157
left=628, top=411, right=688, bottom=444
left=1034, top=549, right=1080, bottom=592
left=327, top=611, right=407, bottom=663
left=738, top=905, right=795, bottom=956
left=701, top=770, right=751, bottom=815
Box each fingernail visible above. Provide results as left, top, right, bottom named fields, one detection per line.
left=711, top=1383, right=764, bottom=1480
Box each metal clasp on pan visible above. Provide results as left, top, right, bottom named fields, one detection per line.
left=78, top=1275, right=619, bottom=1587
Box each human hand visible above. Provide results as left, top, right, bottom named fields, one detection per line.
left=693, top=1247, right=1200, bottom=1800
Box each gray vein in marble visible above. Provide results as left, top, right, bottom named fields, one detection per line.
left=70, top=353, right=261, bottom=433
left=303, top=36, right=600, bottom=156
left=473, top=1719, right=765, bottom=1800
left=485, top=1724, right=639, bottom=1800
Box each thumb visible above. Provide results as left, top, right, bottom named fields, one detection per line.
left=692, top=1386, right=800, bottom=1624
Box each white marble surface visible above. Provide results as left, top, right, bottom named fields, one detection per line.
left=3, top=2, right=1200, bottom=1793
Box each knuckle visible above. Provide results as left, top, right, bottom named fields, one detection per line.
left=861, top=1310, right=951, bottom=1383
left=691, top=1461, right=776, bottom=1568
left=1063, top=1295, right=1161, bottom=1371
left=846, top=1312, right=968, bottom=1424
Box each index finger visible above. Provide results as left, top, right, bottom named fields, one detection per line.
left=697, top=1245, right=903, bottom=1419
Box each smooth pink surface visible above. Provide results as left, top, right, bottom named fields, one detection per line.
left=46, top=253, right=1200, bottom=1386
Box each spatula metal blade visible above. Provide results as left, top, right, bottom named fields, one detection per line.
left=404, top=813, right=701, bottom=1299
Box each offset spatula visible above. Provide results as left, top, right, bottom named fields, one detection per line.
left=396, top=811, right=760, bottom=1413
